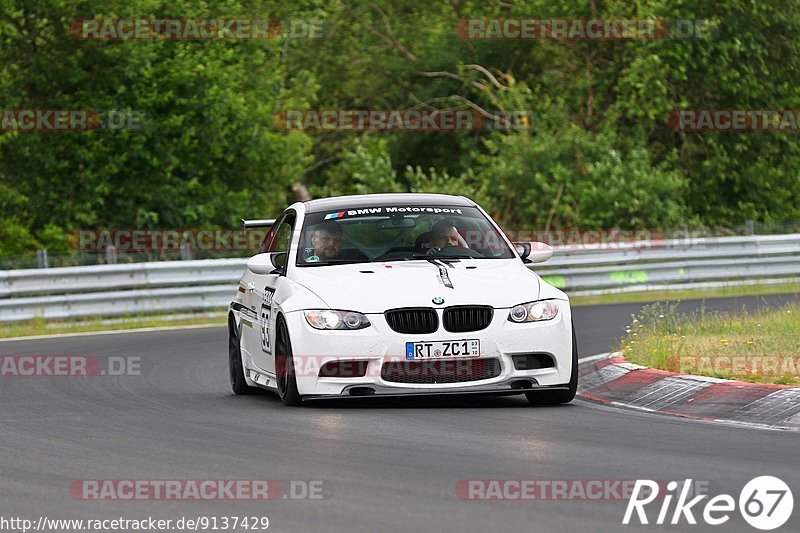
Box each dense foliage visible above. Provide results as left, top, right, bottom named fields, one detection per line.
left=2, top=0, right=799, bottom=254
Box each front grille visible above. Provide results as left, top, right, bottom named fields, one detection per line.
left=511, top=353, right=555, bottom=370
left=381, top=358, right=501, bottom=384
left=385, top=308, right=438, bottom=334
left=443, top=306, right=494, bottom=332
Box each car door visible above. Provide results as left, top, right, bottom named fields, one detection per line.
left=241, top=211, right=295, bottom=376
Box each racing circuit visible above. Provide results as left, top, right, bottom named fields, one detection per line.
left=1, top=294, right=798, bottom=533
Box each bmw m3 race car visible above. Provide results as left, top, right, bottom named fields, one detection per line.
left=228, top=193, right=577, bottom=406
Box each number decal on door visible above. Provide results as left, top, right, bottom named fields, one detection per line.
left=260, top=288, right=275, bottom=354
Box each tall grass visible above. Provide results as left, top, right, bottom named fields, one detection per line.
left=622, top=302, right=800, bottom=385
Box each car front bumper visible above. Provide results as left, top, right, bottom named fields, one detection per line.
left=280, top=301, right=574, bottom=398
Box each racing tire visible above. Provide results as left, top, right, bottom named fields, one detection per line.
left=525, top=322, right=578, bottom=405
left=275, top=317, right=303, bottom=406
left=229, top=314, right=258, bottom=395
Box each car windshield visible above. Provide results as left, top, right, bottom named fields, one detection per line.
left=296, top=205, right=515, bottom=266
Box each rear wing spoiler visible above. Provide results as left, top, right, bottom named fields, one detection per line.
left=241, top=219, right=276, bottom=229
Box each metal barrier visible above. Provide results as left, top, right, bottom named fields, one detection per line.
left=536, top=233, right=800, bottom=292
left=0, top=234, right=798, bottom=322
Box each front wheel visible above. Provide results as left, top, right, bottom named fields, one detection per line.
left=275, top=317, right=303, bottom=406
left=526, top=323, right=578, bottom=405
left=229, top=315, right=258, bottom=395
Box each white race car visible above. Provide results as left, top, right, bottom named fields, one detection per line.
left=228, top=193, right=577, bottom=406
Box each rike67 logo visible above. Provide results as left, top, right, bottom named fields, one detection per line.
left=624, top=476, right=793, bottom=530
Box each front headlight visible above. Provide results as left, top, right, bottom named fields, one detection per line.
left=304, top=310, right=371, bottom=330
left=508, top=300, right=559, bottom=323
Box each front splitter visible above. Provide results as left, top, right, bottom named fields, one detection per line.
left=302, top=383, right=570, bottom=401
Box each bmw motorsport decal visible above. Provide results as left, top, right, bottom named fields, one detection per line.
left=322, top=206, right=464, bottom=219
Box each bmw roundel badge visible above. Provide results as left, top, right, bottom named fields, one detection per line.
left=432, top=297, right=445, bottom=305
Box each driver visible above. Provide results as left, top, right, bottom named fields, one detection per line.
left=428, top=220, right=466, bottom=251
left=309, top=221, right=343, bottom=262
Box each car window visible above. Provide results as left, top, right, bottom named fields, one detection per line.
left=296, top=205, right=513, bottom=266
left=256, top=212, right=295, bottom=254
left=268, top=216, right=295, bottom=253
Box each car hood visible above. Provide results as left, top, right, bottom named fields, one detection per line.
left=291, top=259, right=541, bottom=313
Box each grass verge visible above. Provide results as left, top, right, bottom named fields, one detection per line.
left=0, top=312, right=226, bottom=339
left=570, top=281, right=800, bottom=306
left=622, top=302, right=800, bottom=385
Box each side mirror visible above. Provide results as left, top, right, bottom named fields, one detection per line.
left=512, top=242, right=553, bottom=264
left=246, top=252, right=287, bottom=275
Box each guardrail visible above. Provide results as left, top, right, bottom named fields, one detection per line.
left=535, top=233, right=800, bottom=292
left=0, top=234, right=798, bottom=322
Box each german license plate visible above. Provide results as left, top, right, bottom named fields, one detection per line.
left=405, top=339, right=480, bottom=360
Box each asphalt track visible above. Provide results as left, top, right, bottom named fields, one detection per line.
left=1, top=294, right=799, bottom=533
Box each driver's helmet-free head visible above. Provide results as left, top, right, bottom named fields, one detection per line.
left=308, top=220, right=342, bottom=261
left=430, top=219, right=460, bottom=248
